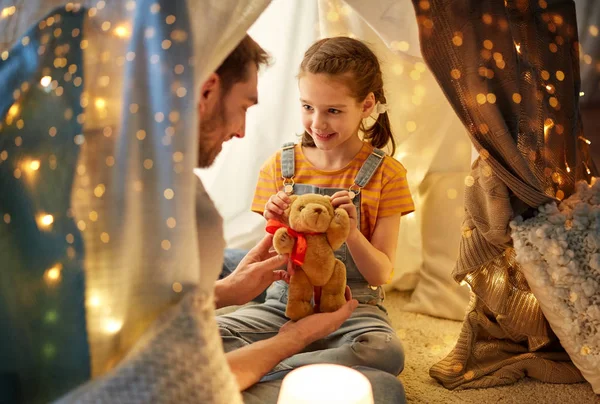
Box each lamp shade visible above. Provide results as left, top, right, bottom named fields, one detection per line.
left=277, top=364, right=374, bottom=404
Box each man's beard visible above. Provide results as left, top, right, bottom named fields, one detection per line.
left=198, top=98, right=227, bottom=168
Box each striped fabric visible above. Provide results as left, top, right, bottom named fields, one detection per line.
left=252, top=142, right=414, bottom=240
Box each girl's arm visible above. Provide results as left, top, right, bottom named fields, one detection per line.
left=346, top=214, right=401, bottom=286
left=330, top=191, right=401, bottom=286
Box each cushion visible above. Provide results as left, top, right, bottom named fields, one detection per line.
left=403, top=172, right=470, bottom=320
left=512, top=179, right=600, bottom=394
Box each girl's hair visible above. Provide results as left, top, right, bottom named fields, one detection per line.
left=298, top=37, right=395, bottom=155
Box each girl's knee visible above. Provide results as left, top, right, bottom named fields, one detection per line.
left=352, top=331, right=405, bottom=376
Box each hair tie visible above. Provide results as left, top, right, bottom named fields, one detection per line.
left=375, top=102, right=388, bottom=115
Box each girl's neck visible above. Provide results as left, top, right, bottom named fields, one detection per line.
left=303, top=134, right=364, bottom=171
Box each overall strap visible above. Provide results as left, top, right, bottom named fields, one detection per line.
left=348, top=148, right=386, bottom=197
left=281, top=142, right=296, bottom=194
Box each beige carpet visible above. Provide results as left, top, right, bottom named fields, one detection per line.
left=385, top=290, right=600, bottom=403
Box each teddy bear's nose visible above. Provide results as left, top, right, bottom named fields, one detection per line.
left=313, top=207, right=323, bottom=214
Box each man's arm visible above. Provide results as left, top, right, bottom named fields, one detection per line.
left=214, top=234, right=289, bottom=309
left=225, top=299, right=358, bottom=391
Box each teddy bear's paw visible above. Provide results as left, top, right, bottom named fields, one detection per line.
left=333, top=208, right=349, bottom=224
left=286, top=301, right=314, bottom=321
left=274, top=228, right=295, bottom=253
left=319, top=294, right=346, bottom=313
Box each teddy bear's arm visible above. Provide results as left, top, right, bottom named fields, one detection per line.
left=326, top=208, right=350, bottom=250
left=273, top=227, right=295, bottom=254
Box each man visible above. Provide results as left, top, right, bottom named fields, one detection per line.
left=199, top=36, right=406, bottom=403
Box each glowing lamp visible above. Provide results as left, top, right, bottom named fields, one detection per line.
left=277, top=364, right=373, bottom=404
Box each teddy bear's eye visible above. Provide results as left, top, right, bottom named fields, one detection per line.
left=298, top=205, right=305, bottom=211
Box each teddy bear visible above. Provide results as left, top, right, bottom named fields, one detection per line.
left=266, top=193, right=350, bottom=321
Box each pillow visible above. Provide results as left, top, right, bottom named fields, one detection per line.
left=403, top=172, right=471, bottom=320
left=511, top=179, right=600, bottom=394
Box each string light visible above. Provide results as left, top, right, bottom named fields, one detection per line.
left=44, top=264, right=62, bottom=285
left=40, top=76, right=52, bottom=88
left=583, top=161, right=591, bottom=175
left=544, top=118, right=554, bottom=139
left=1, top=6, right=16, bottom=18
left=30, top=160, right=41, bottom=171
left=578, top=136, right=592, bottom=145
left=103, top=318, right=123, bottom=334
left=94, top=98, right=106, bottom=109
left=37, top=214, right=54, bottom=228
left=88, top=295, right=101, bottom=307
left=514, top=42, right=521, bottom=54
left=6, top=103, right=19, bottom=125
left=114, top=25, right=129, bottom=38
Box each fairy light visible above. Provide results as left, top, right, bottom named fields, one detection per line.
left=543, top=119, right=554, bottom=139
left=37, top=214, right=54, bottom=228
left=88, top=295, right=101, bottom=307
left=29, top=160, right=41, bottom=171
left=580, top=91, right=585, bottom=97
left=94, top=98, right=106, bottom=109
left=104, top=318, right=123, bottom=334
left=114, top=25, right=129, bottom=38
left=44, top=264, right=62, bottom=285
left=583, top=161, right=591, bottom=175
left=6, top=103, right=19, bottom=124
left=578, top=136, right=592, bottom=145
left=514, top=42, right=521, bottom=53
left=40, top=76, right=52, bottom=87
left=1, top=6, right=16, bottom=18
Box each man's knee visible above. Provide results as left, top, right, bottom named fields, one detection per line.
left=217, top=320, right=248, bottom=353
left=352, top=331, right=405, bottom=376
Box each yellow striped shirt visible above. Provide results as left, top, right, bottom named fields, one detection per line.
left=252, top=142, right=415, bottom=241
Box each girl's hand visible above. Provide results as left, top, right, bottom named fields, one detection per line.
left=264, top=191, right=292, bottom=222
left=329, top=191, right=358, bottom=231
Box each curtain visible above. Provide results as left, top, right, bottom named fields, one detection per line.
left=0, top=1, right=269, bottom=402
left=410, top=0, right=595, bottom=389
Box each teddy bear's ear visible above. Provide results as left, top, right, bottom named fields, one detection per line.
left=282, top=194, right=298, bottom=224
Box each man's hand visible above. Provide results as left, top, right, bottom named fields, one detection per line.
left=278, top=298, right=358, bottom=348
left=215, top=234, right=289, bottom=308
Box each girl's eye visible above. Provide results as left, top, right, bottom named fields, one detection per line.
left=302, top=104, right=313, bottom=111
left=328, top=108, right=341, bottom=114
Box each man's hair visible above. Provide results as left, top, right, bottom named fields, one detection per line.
left=216, top=35, right=270, bottom=95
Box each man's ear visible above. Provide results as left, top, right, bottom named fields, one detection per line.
left=198, top=72, right=221, bottom=117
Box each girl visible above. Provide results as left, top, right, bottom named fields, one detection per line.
left=218, top=36, right=414, bottom=400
